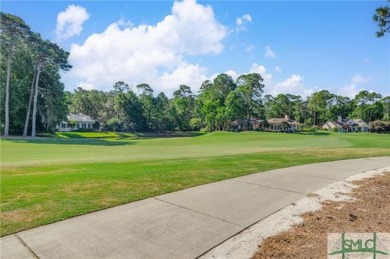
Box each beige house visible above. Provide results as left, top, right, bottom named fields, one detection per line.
left=229, top=119, right=265, bottom=131
left=267, top=115, right=300, bottom=132
left=57, top=113, right=94, bottom=132
left=322, top=116, right=369, bottom=132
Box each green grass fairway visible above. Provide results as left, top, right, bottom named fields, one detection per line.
left=1, top=131, right=389, bottom=236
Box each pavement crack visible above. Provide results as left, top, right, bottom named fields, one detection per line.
left=195, top=203, right=296, bottom=259
left=14, top=234, right=40, bottom=259
left=153, top=197, right=244, bottom=228
left=292, top=172, right=338, bottom=180
left=233, top=180, right=306, bottom=195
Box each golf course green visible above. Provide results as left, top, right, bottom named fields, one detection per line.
left=1, top=131, right=389, bottom=236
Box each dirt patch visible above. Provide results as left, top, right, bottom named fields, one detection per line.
left=253, top=172, right=390, bottom=259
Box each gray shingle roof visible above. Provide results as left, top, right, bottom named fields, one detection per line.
left=67, top=113, right=94, bottom=122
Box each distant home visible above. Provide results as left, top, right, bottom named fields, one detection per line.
left=229, top=119, right=265, bottom=131
left=57, top=113, right=95, bottom=132
left=267, top=115, right=300, bottom=132
left=322, top=116, right=369, bottom=132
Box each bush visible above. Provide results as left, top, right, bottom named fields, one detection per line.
left=369, top=120, right=390, bottom=133
left=302, top=126, right=319, bottom=132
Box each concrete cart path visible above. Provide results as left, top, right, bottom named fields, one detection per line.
left=2, top=157, right=389, bottom=259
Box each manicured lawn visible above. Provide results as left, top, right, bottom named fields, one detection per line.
left=1, top=131, right=389, bottom=236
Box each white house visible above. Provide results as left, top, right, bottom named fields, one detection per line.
left=57, top=113, right=95, bottom=132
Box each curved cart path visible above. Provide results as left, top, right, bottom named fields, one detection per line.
left=1, top=157, right=389, bottom=259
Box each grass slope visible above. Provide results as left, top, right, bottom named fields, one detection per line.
left=1, top=132, right=389, bottom=236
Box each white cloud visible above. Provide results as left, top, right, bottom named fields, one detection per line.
left=338, top=84, right=363, bottom=99
left=265, top=45, right=276, bottom=59
left=274, top=65, right=281, bottom=73
left=337, top=74, right=370, bottom=98
left=268, top=74, right=314, bottom=98
left=235, top=14, right=252, bottom=31
left=209, top=65, right=315, bottom=99
left=351, top=74, right=371, bottom=84
left=158, top=63, right=208, bottom=94
left=208, top=64, right=271, bottom=88
left=56, top=5, right=89, bottom=40
left=68, top=0, right=227, bottom=94
left=224, top=70, right=239, bottom=80
left=249, top=63, right=272, bottom=82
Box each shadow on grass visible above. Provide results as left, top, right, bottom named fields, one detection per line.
left=2, top=137, right=135, bottom=146
left=297, top=131, right=331, bottom=136
left=135, top=131, right=207, bottom=139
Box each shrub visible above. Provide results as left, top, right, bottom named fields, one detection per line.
left=369, top=120, right=390, bottom=133
left=302, top=126, right=319, bottom=132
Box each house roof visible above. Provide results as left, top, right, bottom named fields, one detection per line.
left=67, top=113, right=94, bottom=122
left=348, top=119, right=368, bottom=127
left=268, top=118, right=300, bottom=125
left=322, top=118, right=368, bottom=128
left=268, top=118, right=285, bottom=124
left=231, top=119, right=265, bottom=125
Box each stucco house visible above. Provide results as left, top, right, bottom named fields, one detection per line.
left=322, top=116, right=369, bottom=132
left=57, top=113, right=95, bottom=132
left=267, top=115, right=300, bottom=132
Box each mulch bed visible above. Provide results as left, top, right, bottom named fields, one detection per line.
left=253, top=172, right=390, bottom=258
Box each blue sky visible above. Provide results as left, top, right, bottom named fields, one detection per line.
left=2, top=0, right=389, bottom=98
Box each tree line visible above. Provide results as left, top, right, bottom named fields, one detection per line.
left=1, top=12, right=389, bottom=136
left=66, top=78, right=390, bottom=133
left=0, top=12, right=71, bottom=137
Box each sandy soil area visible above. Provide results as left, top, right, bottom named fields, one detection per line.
left=253, top=171, right=390, bottom=258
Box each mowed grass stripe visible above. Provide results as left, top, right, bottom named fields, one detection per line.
left=1, top=132, right=390, bottom=236
left=1, top=131, right=376, bottom=168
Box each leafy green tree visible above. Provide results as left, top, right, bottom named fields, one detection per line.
left=381, top=96, right=390, bottom=121
left=30, top=36, right=71, bottom=137
left=373, top=1, right=390, bottom=37
left=197, top=74, right=236, bottom=131
left=225, top=88, right=246, bottom=122
left=263, top=95, right=276, bottom=119
left=154, top=92, right=173, bottom=132
left=71, top=87, right=109, bottom=124
left=37, top=67, right=68, bottom=133
left=106, top=118, right=120, bottom=132
left=112, top=82, right=145, bottom=132
left=235, top=73, right=265, bottom=129
left=327, top=95, right=352, bottom=120
left=293, top=99, right=308, bottom=123
left=307, top=90, right=333, bottom=126
left=351, top=90, right=383, bottom=122
left=189, top=118, right=202, bottom=131
left=263, top=94, right=297, bottom=119
left=0, top=43, right=35, bottom=135
left=171, top=85, right=195, bottom=131
left=136, top=84, right=155, bottom=131
left=0, top=12, right=31, bottom=136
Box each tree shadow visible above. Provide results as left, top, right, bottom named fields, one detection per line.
left=2, top=137, right=136, bottom=146
left=134, top=131, right=207, bottom=139
left=297, top=132, right=331, bottom=136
